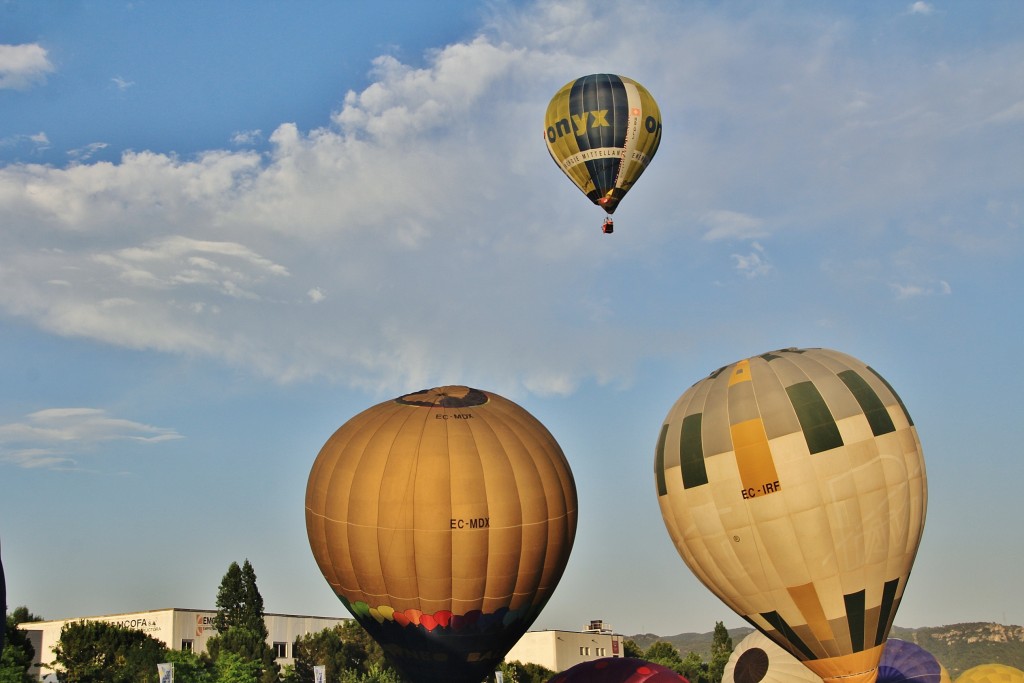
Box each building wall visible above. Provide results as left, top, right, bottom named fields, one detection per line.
left=20, top=608, right=349, bottom=681
left=504, top=629, right=625, bottom=673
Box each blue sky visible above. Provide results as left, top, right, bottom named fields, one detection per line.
left=1, top=0, right=1022, bottom=638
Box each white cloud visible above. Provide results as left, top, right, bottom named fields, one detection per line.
left=909, top=2, right=934, bottom=15
left=231, top=129, right=262, bottom=145
left=701, top=210, right=769, bottom=241
left=0, top=43, right=55, bottom=89
left=68, top=142, right=109, bottom=162
left=0, top=408, right=182, bottom=469
left=0, top=3, right=1018, bottom=395
left=986, top=100, right=1024, bottom=125
left=0, top=131, right=50, bottom=151
left=732, top=242, right=774, bottom=278
left=890, top=279, right=953, bottom=299
left=111, top=76, right=134, bottom=91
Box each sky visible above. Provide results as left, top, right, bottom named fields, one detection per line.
left=1, top=0, right=1022, bottom=639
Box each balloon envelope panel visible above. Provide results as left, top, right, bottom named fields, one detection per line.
left=877, top=639, right=943, bottom=682
left=306, top=386, right=578, bottom=683
left=548, top=657, right=688, bottom=683
left=655, top=348, right=927, bottom=683
left=723, top=631, right=823, bottom=683
left=544, top=73, right=662, bottom=214
left=954, top=664, right=1024, bottom=683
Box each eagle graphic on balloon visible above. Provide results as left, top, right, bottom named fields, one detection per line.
left=303, top=73, right=929, bottom=683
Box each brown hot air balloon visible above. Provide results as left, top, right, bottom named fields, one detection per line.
left=306, top=386, right=578, bottom=683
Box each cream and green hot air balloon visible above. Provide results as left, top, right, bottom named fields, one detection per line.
left=954, top=664, right=1024, bottom=683
left=723, top=630, right=823, bottom=683
left=306, top=386, right=578, bottom=683
left=655, top=348, right=927, bottom=683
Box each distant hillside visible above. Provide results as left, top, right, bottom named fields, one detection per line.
left=628, top=623, right=1024, bottom=678
left=891, top=623, right=1024, bottom=678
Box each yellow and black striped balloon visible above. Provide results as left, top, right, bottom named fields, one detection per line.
left=655, top=348, right=927, bottom=683
left=544, top=74, right=662, bottom=215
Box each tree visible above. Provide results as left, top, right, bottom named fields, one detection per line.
left=493, top=660, right=553, bottom=683
left=164, top=648, right=215, bottom=683
left=284, top=621, right=395, bottom=683
left=207, top=560, right=278, bottom=683
left=337, top=662, right=399, bottom=683
left=214, top=651, right=261, bottom=683
left=213, top=563, right=245, bottom=635
left=51, top=620, right=168, bottom=683
left=680, top=651, right=709, bottom=683
left=1, top=607, right=42, bottom=683
left=622, top=639, right=644, bottom=659
left=708, top=621, right=733, bottom=682
left=644, top=641, right=687, bottom=675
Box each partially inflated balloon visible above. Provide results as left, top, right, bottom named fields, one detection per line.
left=723, top=631, right=823, bottom=683
left=306, top=386, right=577, bottom=683
left=548, top=657, right=688, bottom=683
left=954, top=665, right=1024, bottom=683
left=544, top=74, right=662, bottom=216
left=877, top=639, right=944, bottom=683
left=655, top=348, right=927, bottom=683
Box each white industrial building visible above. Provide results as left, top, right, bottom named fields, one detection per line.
left=20, top=610, right=623, bottom=680
left=20, top=608, right=348, bottom=681
left=504, top=620, right=626, bottom=673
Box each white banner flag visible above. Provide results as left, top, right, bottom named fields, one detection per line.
left=313, top=664, right=326, bottom=683
left=157, top=662, right=173, bottom=683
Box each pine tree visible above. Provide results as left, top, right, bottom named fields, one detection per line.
left=709, top=621, right=734, bottom=683
left=213, top=562, right=244, bottom=634
left=208, top=559, right=278, bottom=683
left=239, top=560, right=268, bottom=640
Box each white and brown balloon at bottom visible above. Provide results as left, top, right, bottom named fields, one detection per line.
left=656, top=348, right=928, bottom=683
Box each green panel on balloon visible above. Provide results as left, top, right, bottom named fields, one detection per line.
left=786, top=381, right=843, bottom=454
left=838, top=370, right=896, bottom=437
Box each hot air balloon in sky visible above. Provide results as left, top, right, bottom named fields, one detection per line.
left=723, top=631, right=823, bottom=683
left=544, top=73, right=662, bottom=233
left=877, top=639, right=945, bottom=683
left=655, top=348, right=927, bottom=683
left=954, top=664, right=1024, bottom=683
left=305, top=386, right=578, bottom=683
left=548, top=657, right=689, bottom=683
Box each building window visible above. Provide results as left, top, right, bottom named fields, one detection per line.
left=273, top=642, right=288, bottom=659
left=580, top=646, right=590, bottom=656
left=597, top=647, right=605, bottom=656
left=180, top=639, right=193, bottom=652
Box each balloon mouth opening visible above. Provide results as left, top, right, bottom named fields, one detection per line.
left=396, top=386, right=489, bottom=408
left=596, top=196, right=619, bottom=214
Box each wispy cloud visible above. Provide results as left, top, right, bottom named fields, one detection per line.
left=0, top=43, right=55, bottom=89
left=111, top=75, right=135, bottom=91
left=700, top=210, right=769, bottom=241
left=0, top=408, right=183, bottom=470
left=890, top=279, right=952, bottom=299
left=0, top=131, right=50, bottom=151
left=68, top=142, right=109, bottom=162
left=908, top=2, right=934, bottom=16
left=231, top=129, right=262, bottom=145
left=732, top=242, right=774, bottom=278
